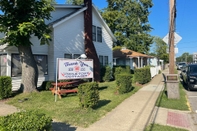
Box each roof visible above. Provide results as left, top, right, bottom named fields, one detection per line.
left=51, top=4, right=117, bottom=42
left=113, top=49, right=153, bottom=58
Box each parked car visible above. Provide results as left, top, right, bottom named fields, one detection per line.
left=181, top=63, right=197, bottom=91
left=177, top=62, right=187, bottom=70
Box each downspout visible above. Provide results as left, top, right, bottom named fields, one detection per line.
left=84, top=0, right=100, bottom=81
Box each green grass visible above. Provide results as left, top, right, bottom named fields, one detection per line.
left=145, top=124, right=188, bottom=131
left=6, top=81, right=140, bottom=127
left=155, top=82, right=189, bottom=111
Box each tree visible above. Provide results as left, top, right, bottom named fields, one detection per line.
left=176, top=52, right=193, bottom=63
left=150, top=37, right=169, bottom=63
left=101, top=0, right=153, bottom=54
left=0, top=0, right=54, bottom=93
left=66, top=0, right=83, bottom=5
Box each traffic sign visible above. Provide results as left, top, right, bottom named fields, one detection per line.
left=163, top=32, right=182, bottom=45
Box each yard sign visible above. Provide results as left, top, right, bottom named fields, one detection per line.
left=58, top=59, right=94, bottom=80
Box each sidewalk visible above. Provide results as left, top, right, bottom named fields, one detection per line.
left=1, top=68, right=197, bottom=131
left=75, top=69, right=165, bottom=131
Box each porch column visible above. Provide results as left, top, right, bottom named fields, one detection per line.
left=138, top=57, right=140, bottom=68
left=141, top=57, right=143, bottom=67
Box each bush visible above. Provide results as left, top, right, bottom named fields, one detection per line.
left=40, top=81, right=54, bottom=91
left=134, top=67, right=151, bottom=84
left=78, top=82, right=99, bottom=108
left=0, top=76, right=12, bottom=100
left=116, top=73, right=132, bottom=94
left=103, top=66, right=112, bottom=82
left=0, top=110, right=52, bottom=131
left=113, top=65, right=131, bottom=80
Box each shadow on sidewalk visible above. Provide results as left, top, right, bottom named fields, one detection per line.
left=52, top=122, right=77, bottom=131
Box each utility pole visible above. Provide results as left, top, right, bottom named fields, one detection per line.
left=169, top=0, right=176, bottom=74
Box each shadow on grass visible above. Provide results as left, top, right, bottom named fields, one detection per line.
left=98, top=86, right=108, bottom=91
left=52, top=122, right=77, bottom=131
left=93, top=99, right=111, bottom=110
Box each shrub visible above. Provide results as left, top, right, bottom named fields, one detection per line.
left=0, top=110, right=52, bottom=131
left=78, top=82, right=99, bottom=108
left=40, top=81, right=54, bottom=91
left=0, top=76, right=12, bottom=100
left=103, top=66, right=112, bottom=82
left=134, top=67, right=151, bottom=84
left=116, top=73, right=132, bottom=94
left=113, top=65, right=131, bottom=80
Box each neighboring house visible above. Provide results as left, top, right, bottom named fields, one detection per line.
left=113, top=48, right=153, bottom=70
left=113, top=48, right=162, bottom=78
left=0, top=1, right=117, bottom=91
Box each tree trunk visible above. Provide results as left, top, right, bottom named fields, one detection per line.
left=18, top=45, right=38, bottom=93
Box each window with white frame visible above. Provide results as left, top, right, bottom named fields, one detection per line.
left=92, top=25, right=102, bottom=42
left=92, top=25, right=96, bottom=41
left=0, top=54, right=7, bottom=76
left=97, top=27, right=102, bottom=42
left=99, top=55, right=103, bottom=66
left=64, top=54, right=72, bottom=59
left=11, top=54, right=48, bottom=77
left=104, top=56, right=108, bottom=66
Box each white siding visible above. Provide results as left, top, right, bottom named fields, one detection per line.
left=92, top=9, right=113, bottom=67
left=48, top=12, right=85, bottom=80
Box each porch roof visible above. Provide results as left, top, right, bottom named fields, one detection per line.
left=113, top=49, right=153, bottom=58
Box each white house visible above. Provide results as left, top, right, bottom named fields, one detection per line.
left=0, top=1, right=117, bottom=91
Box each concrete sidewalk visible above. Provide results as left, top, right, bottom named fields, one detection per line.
left=75, top=70, right=165, bottom=131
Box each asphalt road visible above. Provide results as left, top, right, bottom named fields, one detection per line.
left=178, top=70, right=197, bottom=126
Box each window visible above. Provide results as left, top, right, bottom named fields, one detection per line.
left=73, top=54, right=80, bottom=59
left=104, top=56, right=108, bottom=66
left=92, top=25, right=102, bottom=42
left=64, top=54, right=72, bottom=59
left=99, top=56, right=103, bottom=66
left=92, top=25, right=96, bottom=41
left=11, top=54, right=48, bottom=77
left=97, top=27, right=102, bottom=42
left=0, top=54, right=7, bottom=76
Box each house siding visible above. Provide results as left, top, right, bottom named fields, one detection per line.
left=48, top=12, right=85, bottom=80
left=92, top=9, right=113, bottom=67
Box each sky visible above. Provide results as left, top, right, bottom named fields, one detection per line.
left=56, top=0, right=197, bottom=57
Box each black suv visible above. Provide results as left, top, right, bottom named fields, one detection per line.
left=181, top=63, right=197, bottom=90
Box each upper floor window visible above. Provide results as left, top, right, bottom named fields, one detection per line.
left=92, top=25, right=102, bottom=43
left=97, top=27, right=102, bottom=42
left=92, top=25, right=96, bottom=41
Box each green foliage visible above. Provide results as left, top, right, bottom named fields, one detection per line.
left=134, top=67, right=151, bottom=84
left=66, top=0, right=83, bottom=5
left=0, top=110, right=52, bottom=131
left=116, top=73, right=132, bottom=94
left=150, top=37, right=169, bottom=63
left=78, top=82, right=99, bottom=108
left=0, top=0, right=54, bottom=47
left=113, top=66, right=131, bottom=80
left=176, top=52, right=193, bottom=63
left=103, top=66, right=112, bottom=82
left=40, top=81, right=54, bottom=90
left=102, top=0, right=153, bottom=53
left=0, top=76, right=12, bottom=100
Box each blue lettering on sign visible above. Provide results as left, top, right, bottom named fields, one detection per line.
left=64, top=62, right=78, bottom=67
left=79, top=61, right=89, bottom=67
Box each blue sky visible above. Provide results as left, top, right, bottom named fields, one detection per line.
left=56, top=0, right=197, bottom=57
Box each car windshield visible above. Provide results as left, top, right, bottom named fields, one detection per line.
left=189, top=66, right=197, bottom=73
left=179, top=63, right=186, bottom=65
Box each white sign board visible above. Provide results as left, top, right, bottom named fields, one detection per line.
left=163, top=32, right=182, bottom=45
left=58, top=59, right=93, bottom=80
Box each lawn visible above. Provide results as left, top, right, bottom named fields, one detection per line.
left=6, top=81, right=141, bottom=128
left=156, top=82, right=189, bottom=111
left=145, top=124, right=188, bottom=131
